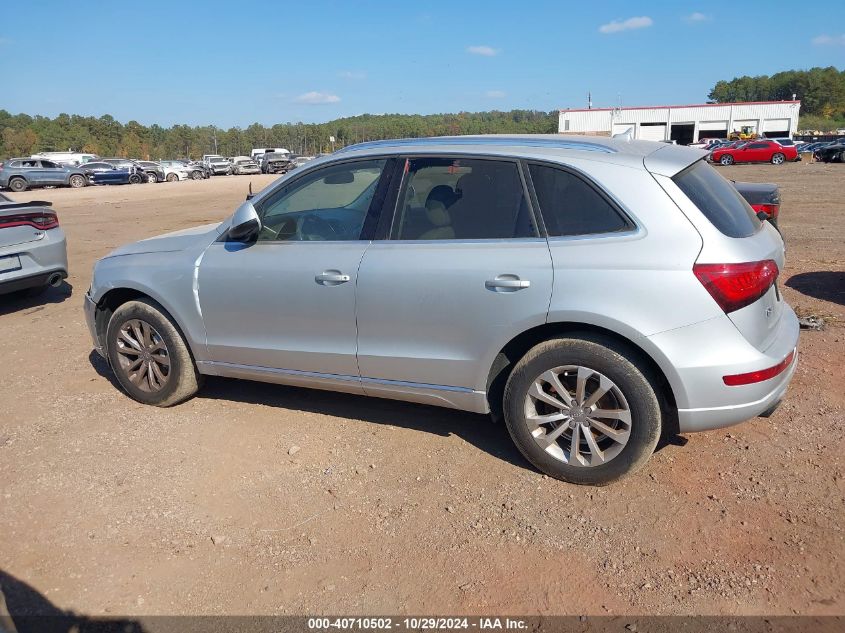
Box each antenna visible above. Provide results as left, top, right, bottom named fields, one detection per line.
left=587, top=91, right=592, bottom=110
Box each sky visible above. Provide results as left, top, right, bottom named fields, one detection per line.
left=1, top=1, right=844, bottom=128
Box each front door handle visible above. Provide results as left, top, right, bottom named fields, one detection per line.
left=315, top=270, right=351, bottom=285
left=486, top=275, right=531, bottom=292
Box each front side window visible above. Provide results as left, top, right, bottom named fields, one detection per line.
left=528, top=164, right=632, bottom=237
left=392, top=157, right=535, bottom=240
left=255, top=159, right=386, bottom=242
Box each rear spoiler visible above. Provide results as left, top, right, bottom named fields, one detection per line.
left=0, top=200, right=53, bottom=211
left=643, top=143, right=708, bottom=177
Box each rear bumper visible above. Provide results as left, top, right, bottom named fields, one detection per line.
left=647, top=305, right=800, bottom=433
left=0, top=228, right=68, bottom=294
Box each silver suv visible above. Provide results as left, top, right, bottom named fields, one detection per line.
left=84, top=135, right=799, bottom=485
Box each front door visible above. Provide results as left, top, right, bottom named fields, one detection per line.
left=197, top=157, right=392, bottom=387
left=355, top=156, right=553, bottom=404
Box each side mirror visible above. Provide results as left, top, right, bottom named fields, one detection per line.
left=227, top=200, right=261, bottom=242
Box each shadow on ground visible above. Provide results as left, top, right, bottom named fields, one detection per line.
left=0, top=568, right=143, bottom=633
left=0, top=281, right=73, bottom=317
left=786, top=271, right=845, bottom=306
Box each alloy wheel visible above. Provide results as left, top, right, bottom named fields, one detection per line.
left=114, top=319, right=171, bottom=393
left=524, top=365, right=632, bottom=467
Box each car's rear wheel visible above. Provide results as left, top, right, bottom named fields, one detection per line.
left=106, top=299, right=202, bottom=407
left=166, top=173, right=179, bottom=182
left=128, top=174, right=142, bottom=184
left=771, top=153, right=785, bottom=165
left=68, top=174, right=87, bottom=188
left=503, top=336, right=662, bottom=485
left=8, top=177, right=27, bottom=192
left=719, top=154, right=734, bottom=166
left=191, top=170, right=203, bottom=180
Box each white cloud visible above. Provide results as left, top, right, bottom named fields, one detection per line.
left=467, top=45, right=497, bottom=57
left=598, top=16, right=653, bottom=34
left=812, top=33, right=845, bottom=46
left=684, top=12, right=710, bottom=22
left=485, top=90, right=507, bottom=98
left=293, top=91, right=341, bottom=105
left=338, top=70, right=367, bottom=80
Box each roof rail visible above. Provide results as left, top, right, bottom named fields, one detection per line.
left=336, top=136, right=617, bottom=154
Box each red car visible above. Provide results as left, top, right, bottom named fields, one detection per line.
left=710, top=140, right=798, bottom=166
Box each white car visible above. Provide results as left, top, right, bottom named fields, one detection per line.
left=162, top=165, right=189, bottom=182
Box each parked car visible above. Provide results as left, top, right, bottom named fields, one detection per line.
left=815, top=140, right=845, bottom=163
left=261, top=152, right=295, bottom=174
left=250, top=148, right=289, bottom=162
left=0, top=158, right=88, bottom=192
left=135, top=161, right=167, bottom=183
left=84, top=135, right=798, bottom=485
left=710, top=140, right=798, bottom=165
left=204, top=156, right=233, bottom=176
left=0, top=197, right=68, bottom=295
left=231, top=158, right=261, bottom=175
left=161, top=160, right=208, bottom=180
left=733, top=181, right=781, bottom=229
left=87, top=164, right=146, bottom=185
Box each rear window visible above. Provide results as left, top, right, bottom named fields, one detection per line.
left=673, top=160, right=761, bottom=238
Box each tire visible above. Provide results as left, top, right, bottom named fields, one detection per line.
left=146, top=172, right=158, bottom=183
left=771, top=153, right=785, bottom=165
left=8, top=177, right=27, bottom=192
left=502, top=335, right=662, bottom=486
left=165, top=173, right=178, bottom=182
left=106, top=298, right=202, bottom=407
left=191, top=170, right=203, bottom=180
left=128, top=174, right=142, bottom=185
left=68, top=174, right=86, bottom=188
left=719, top=154, right=734, bottom=166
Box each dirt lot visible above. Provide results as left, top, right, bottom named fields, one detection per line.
left=0, top=164, right=843, bottom=619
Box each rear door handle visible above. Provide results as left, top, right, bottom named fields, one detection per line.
left=315, top=270, right=351, bottom=285
left=486, top=275, right=530, bottom=292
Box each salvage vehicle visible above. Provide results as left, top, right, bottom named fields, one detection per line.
left=261, top=152, right=295, bottom=174
left=0, top=197, right=68, bottom=295
left=204, top=156, right=233, bottom=176
left=87, top=164, right=146, bottom=185
left=162, top=160, right=207, bottom=180
left=85, top=135, right=798, bottom=485
left=815, top=139, right=845, bottom=163
left=710, top=140, right=798, bottom=165
left=0, top=158, right=88, bottom=192
left=231, top=158, right=261, bottom=175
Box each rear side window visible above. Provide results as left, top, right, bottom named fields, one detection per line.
left=528, top=163, right=632, bottom=237
left=392, top=157, right=535, bottom=240
left=673, top=160, right=761, bottom=238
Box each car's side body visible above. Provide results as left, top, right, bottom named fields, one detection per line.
left=86, top=136, right=798, bottom=443
left=815, top=141, right=845, bottom=163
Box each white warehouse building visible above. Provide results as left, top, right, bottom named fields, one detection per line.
left=558, top=100, right=801, bottom=144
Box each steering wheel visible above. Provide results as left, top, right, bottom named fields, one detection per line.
left=298, top=213, right=340, bottom=241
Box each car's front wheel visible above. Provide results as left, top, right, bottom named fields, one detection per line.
left=771, top=152, right=785, bottom=165
left=147, top=172, right=158, bottom=183
left=719, top=154, right=734, bottom=166
left=8, top=177, right=28, bottom=192
left=191, top=170, right=203, bottom=180
left=106, top=299, right=202, bottom=407
left=166, top=173, right=179, bottom=182
left=68, top=174, right=87, bottom=188
left=503, top=336, right=662, bottom=485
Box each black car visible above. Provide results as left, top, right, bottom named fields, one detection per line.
left=136, top=161, right=167, bottom=183
left=815, top=140, right=845, bottom=163
left=733, top=180, right=781, bottom=229
left=99, top=159, right=150, bottom=182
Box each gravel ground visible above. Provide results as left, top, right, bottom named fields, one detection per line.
left=0, top=164, right=842, bottom=617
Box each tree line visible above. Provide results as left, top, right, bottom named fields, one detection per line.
left=708, top=66, right=845, bottom=131
left=0, top=109, right=558, bottom=161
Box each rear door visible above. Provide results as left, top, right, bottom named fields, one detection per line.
left=355, top=155, right=553, bottom=400
left=36, top=160, right=66, bottom=185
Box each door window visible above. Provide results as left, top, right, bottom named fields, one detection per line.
left=256, top=159, right=386, bottom=242
left=391, top=157, right=535, bottom=240
left=527, top=164, right=633, bottom=237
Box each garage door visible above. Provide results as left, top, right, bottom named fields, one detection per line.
left=638, top=124, right=666, bottom=141
left=700, top=120, right=728, bottom=131
left=763, top=119, right=790, bottom=132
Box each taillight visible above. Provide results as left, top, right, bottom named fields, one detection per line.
left=751, top=203, right=779, bottom=220
left=693, top=260, right=779, bottom=313
left=723, top=349, right=795, bottom=386
left=0, top=210, right=60, bottom=230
